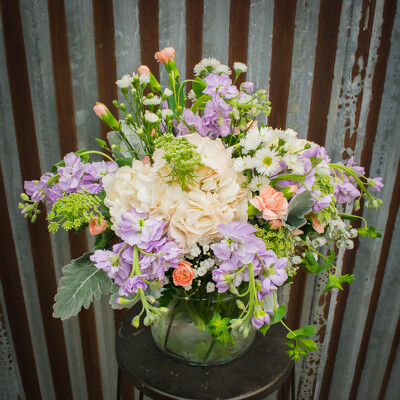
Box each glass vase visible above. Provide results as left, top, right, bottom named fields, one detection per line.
left=151, top=291, right=256, bottom=366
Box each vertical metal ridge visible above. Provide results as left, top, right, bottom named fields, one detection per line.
left=319, top=0, right=397, bottom=398
left=47, top=1, right=104, bottom=398
left=138, top=0, right=160, bottom=80
left=228, top=0, right=250, bottom=86
left=378, top=310, right=400, bottom=400
left=268, top=0, right=297, bottom=129
left=349, top=159, right=400, bottom=399
left=0, top=0, right=74, bottom=398
left=0, top=165, right=41, bottom=399
left=93, top=0, right=119, bottom=142
left=186, top=0, right=204, bottom=82
left=307, top=0, right=343, bottom=145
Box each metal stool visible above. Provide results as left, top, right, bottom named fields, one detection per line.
left=116, top=304, right=295, bottom=399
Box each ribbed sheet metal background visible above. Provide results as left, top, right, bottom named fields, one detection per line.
left=0, top=1, right=399, bottom=399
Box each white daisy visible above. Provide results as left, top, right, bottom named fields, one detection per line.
left=240, top=128, right=262, bottom=153
left=187, top=89, right=197, bottom=101
left=283, top=154, right=305, bottom=174
left=233, top=156, right=254, bottom=172
left=193, top=57, right=221, bottom=76
left=161, top=109, right=173, bottom=119
left=274, top=129, right=297, bottom=145
left=254, top=148, right=281, bottom=176
left=247, top=175, right=270, bottom=191
left=163, top=88, right=173, bottom=97
left=139, top=74, right=150, bottom=84
left=116, top=74, right=132, bottom=89
left=143, top=96, right=162, bottom=106
left=144, top=112, right=159, bottom=123
left=259, top=127, right=275, bottom=144
left=233, top=62, right=247, bottom=73
left=213, top=64, right=232, bottom=75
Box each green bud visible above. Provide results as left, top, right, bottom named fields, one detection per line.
left=21, top=193, right=29, bottom=201
left=132, top=315, right=140, bottom=328
left=236, top=299, right=245, bottom=310
left=112, top=100, right=118, bottom=107
left=143, top=316, right=150, bottom=326
left=18, top=203, right=24, bottom=209
left=31, top=214, right=37, bottom=223
left=111, top=144, right=122, bottom=151
left=95, top=138, right=108, bottom=149
left=304, top=143, right=312, bottom=149
left=146, top=295, right=156, bottom=304
left=120, top=103, right=126, bottom=112
left=146, top=93, right=154, bottom=99
left=353, top=199, right=360, bottom=211
left=156, top=110, right=161, bottom=117
left=177, top=106, right=183, bottom=113
left=158, top=307, right=169, bottom=313
left=229, top=285, right=239, bottom=295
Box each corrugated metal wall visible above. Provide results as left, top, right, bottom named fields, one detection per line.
left=0, top=0, right=399, bottom=399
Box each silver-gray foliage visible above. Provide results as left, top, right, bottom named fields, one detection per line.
left=53, top=252, right=112, bottom=320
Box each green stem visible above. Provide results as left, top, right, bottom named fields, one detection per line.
left=203, top=339, right=217, bottom=363
left=80, top=151, right=114, bottom=162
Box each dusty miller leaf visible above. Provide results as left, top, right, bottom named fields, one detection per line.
left=286, top=190, right=314, bottom=229
left=53, top=252, right=112, bottom=320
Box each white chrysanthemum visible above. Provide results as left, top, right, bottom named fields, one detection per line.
left=139, top=74, right=150, bottom=84
left=274, top=129, right=297, bottom=145
left=206, top=282, right=216, bottom=293
left=259, top=127, right=275, bottom=144
left=213, top=64, right=232, bottom=75
left=283, top=154, right=305, bottom=174
left=144, top=112, right=159, bottom=123
left=233, top=62, right=247, bottom=73
left=116, top=74, right=132, bottom=88
left=193, top=57, right=221, bottom=76
left=187, top=89, right=197, bottom=101
left=240, top=128, right=262, bottom=153
left=143, top=96, right=162, bottom=106
left=254, top=148, right=281, bottom=176
left=163, top=88, right=173, bottom=97
left=247, top=175, right=270, bottom=191
left=232, top=156, right=254, bottom=172
left=161, top=109, right=173, bottom=119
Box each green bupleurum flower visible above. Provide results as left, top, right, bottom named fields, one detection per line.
left=47, top=191, right=102, bottom=233
left=312, top=174, right=337, bottom=223
left=155, top=133, right=203, bottom=190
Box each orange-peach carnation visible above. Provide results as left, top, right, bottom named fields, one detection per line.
left=93, top=103, right=108, bottom=118
left=155, top=47, right=175, bottom=63
left=138, top=65, right=150, bottom=75
left=89, top=218, right=108, bottom=235
left=250, top=185, right=288, bottom=221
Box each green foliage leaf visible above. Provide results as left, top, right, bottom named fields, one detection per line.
left=191, top=94, right=212, bottom=114
left=158, top=283, right=177, bottom=308
left=192, top=76, right=207, bottom=99
left=258, top=323, right=270, bottom=336
left=116, top=158, right=133, bottom=168
left=269, top=304, right=286, bottom=325
left=303, top=250, right=319, bottom=272
left=300, top=339, right=317, bottom=352
left=357, top=226, right=382, bottom=238
left=286, top=190, right=314, bottom=229
left=315, top=251, right=335, bottom=274
left=323, top=274, right=343, bottom=293
left=286, top=324, right=317, bottom=339
left=248, top=203, right=261, bottom=216
left=341, top=274, right=355, bottom=284
left=94, top=229, right=116, bottom=250
left=206, top=312, right=233, bottom=345
left=53, top=253, right=112, bottom=320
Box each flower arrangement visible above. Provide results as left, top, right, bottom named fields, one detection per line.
left=19, top=46, right=383, bottom=362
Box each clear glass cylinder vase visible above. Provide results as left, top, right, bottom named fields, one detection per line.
left=151, top=291, right=256, bottom=366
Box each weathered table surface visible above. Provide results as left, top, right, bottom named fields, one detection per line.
left=116, top=304, right=294, bottom=400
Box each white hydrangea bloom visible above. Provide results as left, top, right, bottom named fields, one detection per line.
left=206, top=282, right=216, bottom=293
left=213, top=64, right=232, bottom=76
left=144, top=112, right=159, bottom=123
left=291, top=256, right=302, bottom=265
left=143, top=96, right=162, bottom=106
left=233, top=62, right=247, bottom=73
left=116, top=74, right=132, bottom=89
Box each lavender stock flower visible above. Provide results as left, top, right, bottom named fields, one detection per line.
left=203, top=73, right=239, bottom=100
left=119, top=275, right=148, bottom=296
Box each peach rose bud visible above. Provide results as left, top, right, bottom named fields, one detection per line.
left=173, top=261, right=194, bottom=287
left=138, top=65, right=150, bottom=76
left=89, top=218, right=108, bottom=236
left=311, top=215, right=326, bottom=234
left=287, top=185, right=298, bottom=196
left=291, top=228, right=304, bottom=236
left=155, top=47, right=175, bottom=63
left=141, top=156, right=151, bottom=165
left=93, top=103, right=108, bottom=118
